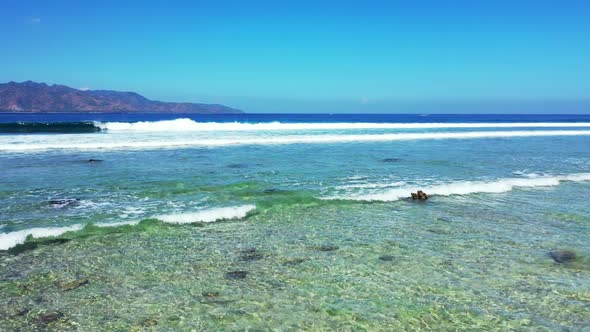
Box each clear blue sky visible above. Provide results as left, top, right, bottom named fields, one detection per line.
left=1, top=0, right=589, bottom=113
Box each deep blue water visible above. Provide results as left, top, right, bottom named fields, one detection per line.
left=1, top=112, right=590, bottom=124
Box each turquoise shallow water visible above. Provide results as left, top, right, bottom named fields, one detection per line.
left=0, top=114, right=589, bottom=330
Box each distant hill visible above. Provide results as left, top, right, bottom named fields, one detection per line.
left=0, top=81, right=243, bottom=113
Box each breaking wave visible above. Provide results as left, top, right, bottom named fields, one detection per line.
left=154, top=205, right=256, bottom=224
left=0, top=224, right=84, bottom=250
left=3, top=130, right=590, bottom=152
left=0, top=204, right=256, bottom=250
left=326, top=173, right=590, bottom=201
left=97, top=118, right=590, bottom=132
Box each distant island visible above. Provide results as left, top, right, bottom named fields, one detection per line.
left=0, top=81, right=243, bottom=114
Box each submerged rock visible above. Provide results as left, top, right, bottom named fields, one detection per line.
left=15, top=308, right=30, bottom=317
left=411, top=190, right=428, bottom=200
left=141, top=319, right=158, bottom=327
left=548, top=250, right=577, bottom=263
left=227, top=163, right=247, bottom=169
left=59, top=278, right=89, bottom=291
left=283, top=258, right=306, bottom=266
left=238, top=248, right=265, bottom=261
left=225, top=271, right=249, bottom=279
left=48, top=198, right=80, bottom=207
left=240, top=252, right=265, bottom=262
left=427, top=228, right=450, bottom=235
left=38, top=311, right=65, bottom=325
left=378, top=255, right=395, bottom=262
left=202, top=291, right=220, bottom=298
left=200, top=291, right=235, bottom=305
left=311, top=245, right=339, bottom=252
left=48, top=238, right=71, bottom=245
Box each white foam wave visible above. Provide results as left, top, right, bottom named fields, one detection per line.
left=327, top=173, right=590, bottom=201
left=0, top=204, right=256, bottom=250
left=335, top=181, right=406, bottom=190
left=0, top=220, right=145, bottom=250
left=155, top=205, right=256, bottom=224
left=94, top=220, right=141, bottom=227
left=97, top=119, right=590, bottom=132
left=0, top=224, right=84, bottom=250
left=3, top=130, right=590, bottom=152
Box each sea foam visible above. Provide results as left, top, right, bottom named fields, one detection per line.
left=97, top=119, right=590, bottom=132
left=3, top=130, right=590, bottom=152
left=0, top=205, right=256, bottom=250
left=0, top=224, right=84, bottom=250
left=326, top=173, right=590, bottom=201
left=155, top=205, right=256, bottom=224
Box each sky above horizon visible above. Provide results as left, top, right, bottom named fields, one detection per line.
left=1, top=0, right=590, bottom=113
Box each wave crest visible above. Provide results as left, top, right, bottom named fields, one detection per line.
left=326, top=173, right=590, bottom=201
left=98, top=118, right=590, bottom=132
left=3, top=130, right=590, bottom=152
left=0, top=225, right=84, bottom=250
left=155, top=205, right=256, bottom=224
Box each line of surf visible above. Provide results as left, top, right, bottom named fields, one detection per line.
left=325, top=173, right=590, bottom=202
left=154, top=204, right=256, bottom=224
left=97, top=118, right=590, bottom=132
left=0, top=225, right=84, bottom=251
left=0, top=205, right=256, bottom=250
left=3, top=130, right=590, bottom=152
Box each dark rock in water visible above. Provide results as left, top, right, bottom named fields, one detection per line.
left=378, top=255, right=395, bottom=262
left=227, top=163, right=247, bottom=169
left=238, top=248, right=264, bottom=261
left=427, top=228, right=450, bottom=235
left=48, top=198, right=80, bottom=207
left=283, top=258, right=306, bottom=265
left=38, top=312, right=65, bottom=325
left=382, top=158, right=401, bottom=163
left=548, top=250, right=577, bottom=263
left=87, top=159, right=103, bottom=163
left=240, top=252, right=265, bottom=262
left=200, top=291, right=235, bottom=305
left=225, top=270, right=248, bottom=279
left=47, top=238, right=71, bottom=245
left=59, top=278, right=88, bottom=291
left=411, top=190, right=428, bottom=200
left=311, top=245, right=339, bottom=252
left=202, top=291, right=220, bottom=298
left=15, top=308, right=30, bottom=316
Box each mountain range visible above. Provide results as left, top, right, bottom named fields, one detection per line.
left=0, top=81, right=242, bottom=113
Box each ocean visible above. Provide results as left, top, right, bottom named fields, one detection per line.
left=1, top=113, right=589, bottom=330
